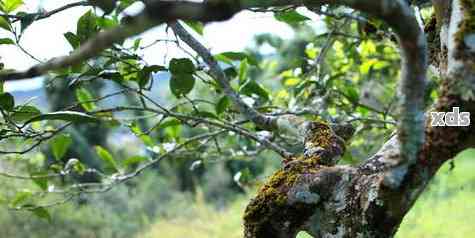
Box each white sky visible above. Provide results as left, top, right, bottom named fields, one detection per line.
left=0, top=0, right=321, bottom=91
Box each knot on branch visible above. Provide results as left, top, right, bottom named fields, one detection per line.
left=303, top=121, right=355, bottom=166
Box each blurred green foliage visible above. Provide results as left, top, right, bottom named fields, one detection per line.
left=138, top=150, right=475, bottom=238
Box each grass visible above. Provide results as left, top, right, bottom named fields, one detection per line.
left=139, top=149, right=475, bottom=238
left=396, top=149, right=475, bottom=238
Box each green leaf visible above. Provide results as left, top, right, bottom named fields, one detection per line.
left=215, top=52, right=258, bottom=66
left=0, top=37, right=14, bottom=44
left=344, top=87, right=360, bottom=104
left=32, top=207, right=52, bottom=223
left=10, top=105, right=41, bottom=122
left=184, top=20, right=204, bottom=35
left=72, top=161, right=86, bottom=175
left=169, top=58, right=195, bottom=74
left=138, top=65, right=167, bottom=88
left=130, top=122, right=154, bottom=147
left=170, top=73, right=195, bottom=97
left=0, top=16, right=11, bottom=31
left=96, top=16, right=118, bottom=28
left=76, top=10, right=97, bottom=42
left=95, top=146, right=119, bottom=172
left=239, top=80, right=270, bottom=101
left=274, top=10, right=310, bottom=25
left=157, top=118, right=181, bottom=130
left=23, top=111, right=100, bottom=125
left=132, top=38, right=141, bottom=50
left=10, top=190, right=32, bottom=208
left=194, top=110, right=218, bottom=119
left=4, top=0, right=22, bottom=13
left=50, top=134, right=73, bottom=161
left=16, top=12, right=38, bottom=34
left=216, top=96, right=231, bottom=115
left=31, top=172, right=48, bottom=191
left=0, top=92, right=14, bottom=111
left=239, top=58, right=249, bottom=84
left=75, top=87, right=96, bottom=112
left=63, top=32, right=81, bottom=49
left=143, top=65, right=167, bottom=73
left=123, top=155, right=147, bottom=168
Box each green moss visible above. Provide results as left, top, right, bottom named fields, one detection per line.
left=425, top=14, right=441, bottom=66
left=454, top=0, right=475, bottom=60
left=243, top=122, right=339, bottom=237
left=243, top=161, right=318, bottom=237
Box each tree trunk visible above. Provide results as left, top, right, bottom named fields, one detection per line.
left=243, top=0, right=475, bottom=237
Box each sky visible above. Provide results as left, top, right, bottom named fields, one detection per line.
left=0, top=1, right=321, bottom=91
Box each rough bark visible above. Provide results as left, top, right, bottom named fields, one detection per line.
left=242, top=0, right=475, bottom=237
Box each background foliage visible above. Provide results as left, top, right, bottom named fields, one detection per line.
left=0, top=1, right=472, bottom=237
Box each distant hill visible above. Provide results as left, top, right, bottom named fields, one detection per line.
left=6, top=72, right=171, bottom=112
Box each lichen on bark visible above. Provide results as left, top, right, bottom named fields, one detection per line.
left=243, top=121, right=354, bottom=238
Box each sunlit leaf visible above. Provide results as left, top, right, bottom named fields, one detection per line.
left=184, top=20, right=204, bottom=35
left=239, top=58, right=249, bottom=85
left=75, top=87, right=96, bottom=112
left=158, top=118, right=181, bottom=130
left=123, top=155, right=147, bottom=167
left=0, top=37, right=14, bottom=44
left=0, top=16, right=11, bottom=31
left=274, top=10, right=310, bottom=25
left=10, top=190, right=32, bottom=208
left=284, top=77, right=301, bottom=87
left=50, top=134, right=73, bottom=161
left=4, top=0, right=22, bottom=13
left=215, top=52, right=258, bottom=66
left=130, top=122, right=154, bottom=147
left=95, top=146, right=119, bottom=173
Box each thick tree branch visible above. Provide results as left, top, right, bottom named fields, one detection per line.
left=0, top=1, right=242, bottom=82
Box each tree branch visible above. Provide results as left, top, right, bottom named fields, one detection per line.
left=0, top=0, right=427, bottom=164
left=169, top=22, right=279, bottom=131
